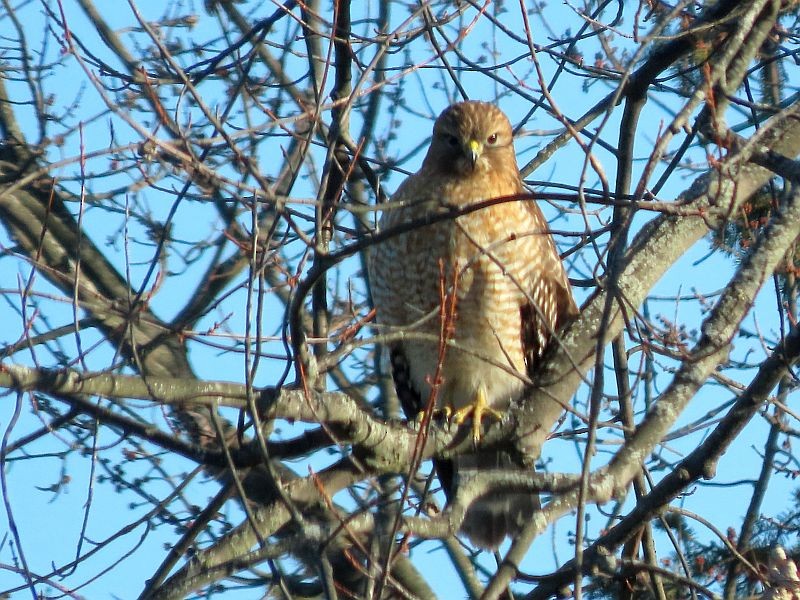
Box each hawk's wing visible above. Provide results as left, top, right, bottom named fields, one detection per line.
left=519, top=200, right=578, bottom=376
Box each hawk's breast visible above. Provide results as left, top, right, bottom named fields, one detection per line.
left=372, top=173, right=548, bottom=411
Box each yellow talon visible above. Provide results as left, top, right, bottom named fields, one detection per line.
left=451, top=385, right=503, bottom=442
left=415, top=405, right=452, bottom=422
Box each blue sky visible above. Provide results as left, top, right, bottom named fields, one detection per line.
left=1, top=1, right=798, bottom=598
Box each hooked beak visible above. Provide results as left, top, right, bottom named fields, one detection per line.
left=467, top=139, right=482, bottom=169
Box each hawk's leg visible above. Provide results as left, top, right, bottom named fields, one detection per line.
left=451, top=384, right=503, bottom=442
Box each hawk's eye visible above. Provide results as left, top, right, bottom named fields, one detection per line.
left=486, top=133, right=498, bottom=145
left=446, top=134, right=459, bottom=147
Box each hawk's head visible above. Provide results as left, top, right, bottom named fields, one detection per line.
left=425, top=101, right=516, bottom=176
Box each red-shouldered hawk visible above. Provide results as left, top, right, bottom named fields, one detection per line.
left=370, top=101, right=577, bottom=549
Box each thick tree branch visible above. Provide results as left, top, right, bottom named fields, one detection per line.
left=488, top=116, right=800, bottom=598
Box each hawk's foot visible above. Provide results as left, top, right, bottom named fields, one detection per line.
left=414, top=406, right=453, bottom=423
left=451, top=386, right=502, bottom=443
